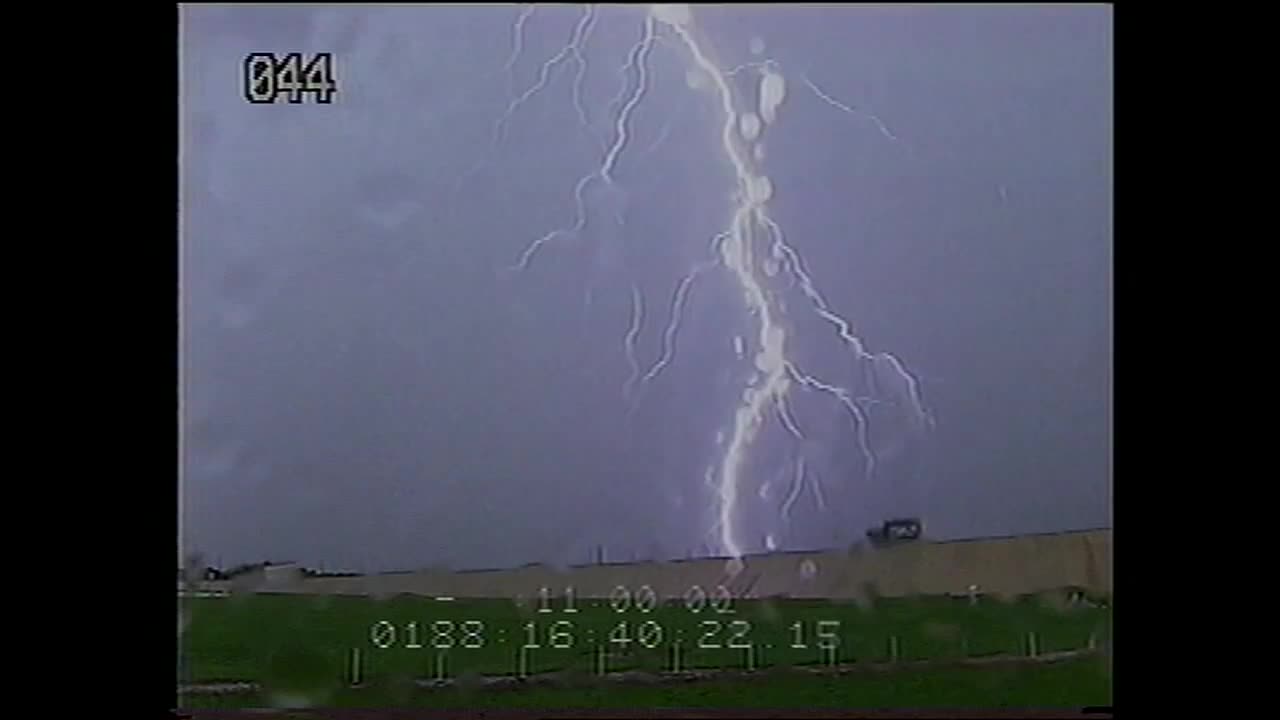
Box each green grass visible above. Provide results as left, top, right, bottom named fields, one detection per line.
left=183, top=654, right=1111, bottom=710
left=182, top=591, right=1110, bottom=709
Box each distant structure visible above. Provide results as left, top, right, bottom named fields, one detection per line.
left=865, top=518, right=924, bottom=548
left=226, top=561, right=303, bottom=594
left=177, top=565, right=230, bottom=598
left=192, top=527, right=1112, bottom=601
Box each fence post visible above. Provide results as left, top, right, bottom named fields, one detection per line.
left=346, top=647, right=364, bottom=687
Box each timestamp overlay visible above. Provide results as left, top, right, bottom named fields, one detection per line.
left=180, top=2, right=1112, bottom=711
left=361, top=584, right=849, bottom=680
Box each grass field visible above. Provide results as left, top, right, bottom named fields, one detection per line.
left=181, top=591, right=1111, bottom=709
left=184, top=654, right=1111, bottom=710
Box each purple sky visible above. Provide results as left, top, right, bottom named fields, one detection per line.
left=180, top=5, right=1112, bottom=573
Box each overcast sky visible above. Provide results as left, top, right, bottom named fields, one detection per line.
left=180, top=5, right=1112, bottom=573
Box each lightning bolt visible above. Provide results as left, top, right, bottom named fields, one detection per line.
left=622, top=282, right=645, bottom=404
left=786, top=362, right=878, bottom=485
left=570, top=9, right=602, bottom=145
left=776, top=394, right=805, bottom=443
left=725, top=57, right=781, bottom=78
left=809, top=465, right=828, bottom=513
left=651, top=6, right=809, bottom=558
left=600, top=15, right=658, bottom=183
left=500, top=5, right=537, bottom=100
left=781, top=455, right=806, bottom=523
left=509, top=10, right=657, bottom=274
left=763, top=215, right=933, bottom=432
left=639, top=112, right=676, bottom=159
left=479, top=4, right=932, bottom=561
left=635, top=232, right=727, bottom=394
left=504, top=6, right=599, bottom=150
left=450, top=6, right=598, bottom=225
left=799, top=73, right=909, bottom=149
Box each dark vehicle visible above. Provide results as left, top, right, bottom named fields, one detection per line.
left=866, top=518, right=923, bottom=547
